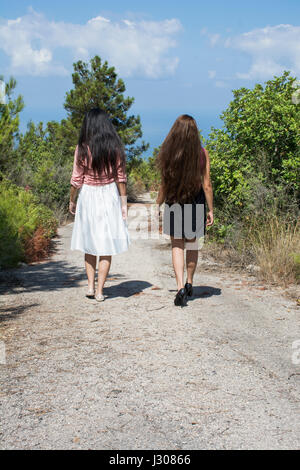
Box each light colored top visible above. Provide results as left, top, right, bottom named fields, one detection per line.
left=70, top=145, right=127, bottom=189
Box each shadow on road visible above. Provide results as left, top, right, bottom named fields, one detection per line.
left=0, top=303, right=39, bottom=323
left=191, top=286, right=222, bottom=298
left=169, top=286, right=222, bottom=298
left=0, top=261, right=85, bottom=295
left=104, top=280, right=152, bottom=299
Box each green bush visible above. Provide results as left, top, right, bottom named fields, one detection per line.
left=8, top=121, right=73, bottom=219
left=129, top=148, right=161, bottom=192
left=0, top=176, right=57, bottom=268
left=207, top=71, right=300, bottom=214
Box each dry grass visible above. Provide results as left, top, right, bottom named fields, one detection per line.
left=127, top=177, right=144, bottom=203
left=204, top=216, right=300, bottom=288
left=24, top=227, right=54, bottom=263
left=249, top=217, right=300, bottom=286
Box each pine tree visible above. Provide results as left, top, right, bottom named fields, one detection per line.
left=0, top=77, right=24, bottom=172
left=63, top=56, right=148, bottom=159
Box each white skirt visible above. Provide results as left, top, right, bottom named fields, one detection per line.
left=71, top=182, right=130, bottom=256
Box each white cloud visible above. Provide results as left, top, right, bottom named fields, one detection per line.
left=87, top=16, right=111, bottom=24
left=209, top=33, right=220, bottom=47
left=123, top=20, right=135, bottom=28
left=226, top=24, right=300, bottom=80
left=0, top=9, right=182, bottom=78
left=201, top=29, right=220, bottom=47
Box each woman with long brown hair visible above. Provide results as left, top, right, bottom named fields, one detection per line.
left=156, top=114, right=214, bottom=307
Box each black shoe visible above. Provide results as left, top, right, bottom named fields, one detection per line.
left=174, top=288, right=187, bottom=307
left=185, top=282, right=193, bottom=297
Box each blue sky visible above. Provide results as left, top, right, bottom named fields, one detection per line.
left=1, top=0, right=299, bottom=155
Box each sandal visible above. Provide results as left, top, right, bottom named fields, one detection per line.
left=86, top=287, right=95, bottom=299
left=95, top=293, right=105, bottom=302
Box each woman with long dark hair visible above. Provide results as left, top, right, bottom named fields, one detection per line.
left=156, top=114, right=214, bottom=307
left=69, top=108, right=130, bottom=302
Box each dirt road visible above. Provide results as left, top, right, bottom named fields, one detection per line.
left=0, top=202, right=299, bottom=449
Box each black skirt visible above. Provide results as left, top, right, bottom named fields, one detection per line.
left=163, top=188, right=206, bottom=239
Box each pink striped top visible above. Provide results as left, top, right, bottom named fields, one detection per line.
left=70, top=145, right=127, bottom=189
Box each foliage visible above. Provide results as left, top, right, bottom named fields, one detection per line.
left=1, top=59, right=152, bottom=225
left=7, top=121, right=72, bottom=218
left=201, top=72, right=300, bottom=284
left=1, top=68, right=299, bottom=283
left=7, top=57, right=150, bottom=212
left=64, top=56, right=149, bottom=159
left=206, top=71, right=300, bottom=213
left=249, top=216, right=300, bottom=284
left=128, top=147, right=161, bottom=192
left=0, top=76, right=24, bottom=172
left=0, top=176, right=57, bottom=268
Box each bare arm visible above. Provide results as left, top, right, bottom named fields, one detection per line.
left=69, top=185, right=78, bottom=215
left=69, top=146, right=84, bottom=215
left=202, top=149, right=214, bottom=226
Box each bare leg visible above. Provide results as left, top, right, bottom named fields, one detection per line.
left=186, top=238, right=198, bottom=284
left=85, top=254, right=97, bottom=290
left=171, top=237, right=185, bottom=291
left=97, top=256, right=112, bottom=296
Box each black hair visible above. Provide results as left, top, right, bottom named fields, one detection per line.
left=77, top=108, right=125, bottom=179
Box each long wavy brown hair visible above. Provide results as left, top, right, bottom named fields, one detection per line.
left=157, top=114, right=206, bottom=204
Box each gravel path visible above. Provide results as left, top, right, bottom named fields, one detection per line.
left=0, top=203, right=300, bottom=450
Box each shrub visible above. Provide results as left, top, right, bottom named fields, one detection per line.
left=207, top=72, right=300, bottom=214
left=127, top=175, right=144, bottom=202
left=0, top=176, right=57, bottom=268
left=249, top=216, right=300, bottom=285
left=8, top=122, right=73, bottom=221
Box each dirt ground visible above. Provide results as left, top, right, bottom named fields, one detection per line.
left=0, top=201, right=300, bottom=450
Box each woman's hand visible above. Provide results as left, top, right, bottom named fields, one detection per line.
left=117, top=184, right=128, bottom=220
left=206, top=210, right=214, bottom=227
left=121, top=204, right=128, bottom=220
left=69, top=201, right=76, bottom=215
left=69, top=185, right=78, bottom=215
